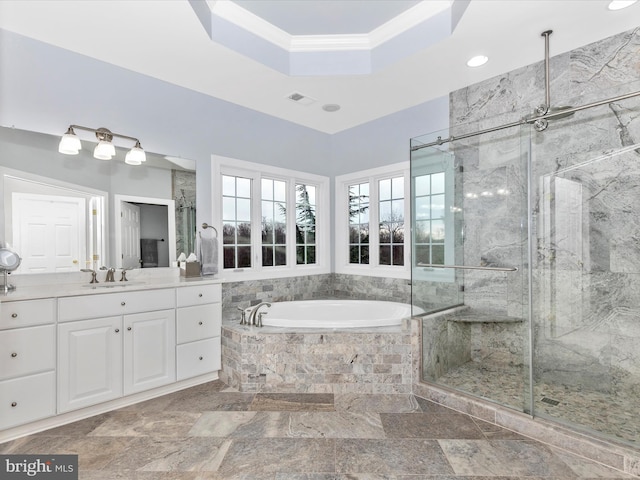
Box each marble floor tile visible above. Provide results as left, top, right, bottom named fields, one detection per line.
left=380, top=413, right=485, bottom=439
left=471, top=418, right=530, bottom=440
left=32, top=413, right=113, bottom=437
left=189, top=411, right=290, bottom=438
left=288, top=411, right=385, bottom=438
left=335, top=438, right=455, bottom=475
left=334, top=393, right=421, bottom=413
left=1, top=380, right=635, bottom=478
left=215, top=438, right=335, bottom=476
left=103, top=436, right=231, bottom=472
left=414, top=395, right=461, bottom=414
left=251, top=393, right=335, bottom=411
left=438, top=439, right=580, bottom=477
left=88, top=411, right=201, bottom=437
left=165, top=391, right=256, bottom=412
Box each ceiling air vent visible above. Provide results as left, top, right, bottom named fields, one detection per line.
left=286, top=91, right=316, bottom=106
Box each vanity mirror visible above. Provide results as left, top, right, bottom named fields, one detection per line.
left=0, top=126, right=196, bottom=275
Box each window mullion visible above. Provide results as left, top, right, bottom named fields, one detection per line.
left=370, top=176, right=380, bottom=268
left=252, top=172, right=263, bottom=272
left=287, top=177, right=295, bottom=268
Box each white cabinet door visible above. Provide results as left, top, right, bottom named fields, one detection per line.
left=123, top=309, right=176, bottom=395
left=58, top=316, right=123, bottom=413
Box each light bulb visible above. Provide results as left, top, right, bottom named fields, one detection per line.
left=94, top=140, right=115, bottom=160
left=58, top=127, right=81, bottom=155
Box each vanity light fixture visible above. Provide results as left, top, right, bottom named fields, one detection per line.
left=58, top=125, right=146, bottom=164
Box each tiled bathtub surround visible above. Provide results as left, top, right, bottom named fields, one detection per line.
left=221, top=321, right=412, bottom=394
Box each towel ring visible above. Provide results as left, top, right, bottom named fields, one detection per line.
left=201, top=223, right=218, bottom=237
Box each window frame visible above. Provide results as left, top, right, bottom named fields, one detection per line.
left=212, top=155, right=330, bottom=281
left=335, top=162, right=411, bottom=279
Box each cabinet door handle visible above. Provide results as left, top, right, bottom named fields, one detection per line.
left=198, top=321, right=203, bottom=325
left=127, top=326, right=132, bottom=331
left=11, top=313, right=17, bottom=318
left=198, top=293, right=203, bottom=298
left=10, top=352, right=17, bottom=358
left=115, top=328, right=120, bottom=333
left=11, top=402, right=17, bottom=407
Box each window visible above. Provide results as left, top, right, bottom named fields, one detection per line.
left=222, top=175, right=252, bottom=269
left=296, top=184, right=316, bottom=265
left=378, top=176, right=404, bottom=266
left=337, top=162, right=410, bottom=279
left=411, top=149, right=455, bottom=282
left=261, top=178, right=286, bottom=267
left=349, top=182, right=369, bottom=264
left=213, top=156, right=330, bottom=280
left=414, top=171, right=445, bottom=266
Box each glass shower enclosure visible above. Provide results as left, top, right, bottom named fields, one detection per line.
left=411, top=92, right=640, bottom=447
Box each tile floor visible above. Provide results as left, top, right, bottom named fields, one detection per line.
left=1, top=380, right=636, bottom=479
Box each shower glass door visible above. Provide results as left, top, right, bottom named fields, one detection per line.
left=529, top=96, right=640, bottom=446
left=412, top=124, right=531, bottom=414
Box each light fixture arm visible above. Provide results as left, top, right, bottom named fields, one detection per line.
left=68, top=124, right=141, bottom=145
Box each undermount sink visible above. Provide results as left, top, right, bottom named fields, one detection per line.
left=82, top=281, right=146, bottom=289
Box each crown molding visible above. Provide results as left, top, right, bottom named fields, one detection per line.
left=207, top=0, right=454, bottom=53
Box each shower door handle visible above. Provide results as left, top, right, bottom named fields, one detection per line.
left=417, top=263, right=518, bottom=272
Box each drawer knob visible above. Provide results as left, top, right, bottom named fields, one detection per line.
left=198, top=321, right=203, bottom=325
left=11, top=402, right=17, bottom=407
left=127, top=326, right=132, bottom=331
left=115, top=328, right=120, bottom=333
left=11, top=313, right=17, bottom=318
left=10, top=352, right=17, bottom=358
left=121, top=302, right=126, bottom=306
left=199, top=356, right=203, bottom=360
left=198, top=293, right=203, bottom=297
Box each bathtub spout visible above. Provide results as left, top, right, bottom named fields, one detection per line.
left=248, top=302, right=271, bottom=327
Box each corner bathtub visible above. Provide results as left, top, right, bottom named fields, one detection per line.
left=254, top=299, right=423, bottom=328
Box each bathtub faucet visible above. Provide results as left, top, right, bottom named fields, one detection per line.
left=247, top=302, right=271, bottom=327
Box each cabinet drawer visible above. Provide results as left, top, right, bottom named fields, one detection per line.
left=176, top=337, right=221, bottom=381
left=0, top=371, right=56, bottom=430
left=176, top=284, right=221, bottom=308
left=0, top=325, right=55, bottom=380
left=176, top=304, right=221, bottom=344
left=59, top=288, right=176, bottom=322
left=0, top=298, right=56, bottom=329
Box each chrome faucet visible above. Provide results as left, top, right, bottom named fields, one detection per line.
left=247, top=302, right=271, bottom=327
left=81, top=269, right=99, bottom=283
left=119, top=268, right=130, bottom=282
left=103, top=267, right=116, bottom=282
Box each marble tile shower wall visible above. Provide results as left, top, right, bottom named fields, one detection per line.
left=221, top=273, right=411, bottom=323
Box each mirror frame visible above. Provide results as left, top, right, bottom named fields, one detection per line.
left=114, top=194, right=177, bottom=269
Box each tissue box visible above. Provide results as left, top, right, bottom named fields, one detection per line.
left=180, top=261, right=201, bottom=277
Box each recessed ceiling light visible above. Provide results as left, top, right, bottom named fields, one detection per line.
left=467, top=55, right=489, bottom=67
left=322, top=104, right=341, bottom=112
left=608, top=0, right=637, bottom=9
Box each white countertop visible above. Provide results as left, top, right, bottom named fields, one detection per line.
left=0, top=268, right=223, bottom=302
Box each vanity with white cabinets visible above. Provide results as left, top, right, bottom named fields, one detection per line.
left=0, top=276, right=222, bottom=442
